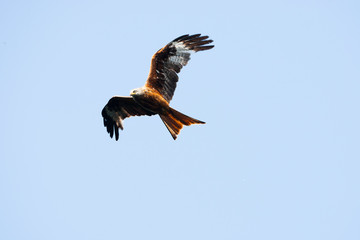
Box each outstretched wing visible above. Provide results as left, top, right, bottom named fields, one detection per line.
left=101, top=96, right=155, bottom=140
left=145, top=34, right=214, bottom=102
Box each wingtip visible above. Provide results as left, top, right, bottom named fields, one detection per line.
left=115, top=127, right=119, bottom=140
left=172, top=34, right=190, bottom=42
left=173, top=34, right=215, bottom=52
left=173, top=33, right=213, bottom=42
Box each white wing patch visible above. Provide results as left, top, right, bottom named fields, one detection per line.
left=106, top=108, right=124, bottom=130
left=169, top=42, right=193, bottom=66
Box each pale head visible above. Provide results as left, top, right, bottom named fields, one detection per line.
left=130, top=87, right=146, bottom=97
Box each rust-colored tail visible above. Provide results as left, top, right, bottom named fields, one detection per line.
left=159, top=107, right=205, bottom=140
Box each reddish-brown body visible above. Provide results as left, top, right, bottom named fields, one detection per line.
left=131, top=88, right=169, bottom=115
left=102, top=34, right=214, bottom=140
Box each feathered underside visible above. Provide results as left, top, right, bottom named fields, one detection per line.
left=145, top=34, right=214, bottom=102
left=101, top=96, right=155, bottom=140
left=101, top=34, right=214, bottom=141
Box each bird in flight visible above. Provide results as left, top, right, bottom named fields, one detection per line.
left=101, top=34, right=214, bottom=140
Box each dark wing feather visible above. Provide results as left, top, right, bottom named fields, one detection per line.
left=145, top=34, right=214, bottom=102
left=101, top=96, right=155, bottom=140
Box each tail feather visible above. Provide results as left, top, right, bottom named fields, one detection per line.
left=160, top=107, right=205, bottom=140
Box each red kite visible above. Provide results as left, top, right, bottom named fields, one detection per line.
left=102, top=34, right=214, bottom=140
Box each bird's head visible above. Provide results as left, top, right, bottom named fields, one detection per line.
left=130, top=87, right=145, bottom=97
left=130, top=88, right=139, bottom=96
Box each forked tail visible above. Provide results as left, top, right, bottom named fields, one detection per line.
left=159, top=107, right=205, bottom=140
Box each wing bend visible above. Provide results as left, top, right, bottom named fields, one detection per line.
left=145, top=34, right=214, bottom=102
left=101, top=96, right=155, bottom=140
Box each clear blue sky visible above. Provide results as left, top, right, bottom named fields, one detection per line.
left=1, top=1, right=359, bottom=239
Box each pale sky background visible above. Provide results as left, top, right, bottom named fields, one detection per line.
left=1, top=1, right=360, bottom=240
